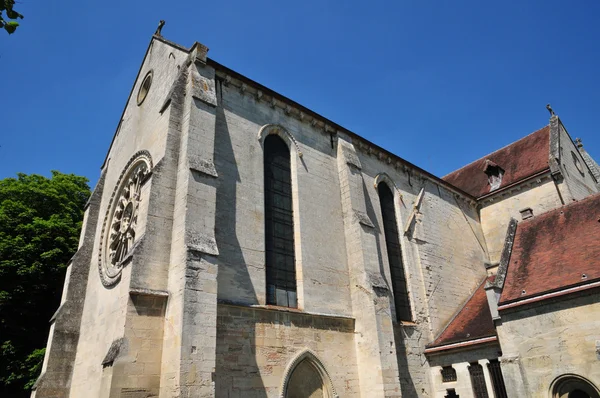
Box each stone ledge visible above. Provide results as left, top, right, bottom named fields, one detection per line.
left=217, top=300, right=355, bottom=322
left=189, top=157, right=218, bottom=178
left=186, top=233, right=219, bottom=257
left=353, top=210, right=374, bottom=228
left=102, top=337, right=127, bottom=367
left=129, top=287, right=169, bottom=297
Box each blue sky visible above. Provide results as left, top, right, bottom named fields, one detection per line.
left=2, top=0, right=599, bottom=188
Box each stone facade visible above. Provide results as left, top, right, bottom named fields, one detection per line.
left=497, top=293, right=600, bottom=397
left=33, top=33, right=600, bottom=398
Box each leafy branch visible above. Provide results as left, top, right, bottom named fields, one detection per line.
left=0, top=0, right=24, bottom=35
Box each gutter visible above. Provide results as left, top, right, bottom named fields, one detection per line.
left=424, top=336, right=498, bottom=354
left=498, top=280, right=600, bottom=311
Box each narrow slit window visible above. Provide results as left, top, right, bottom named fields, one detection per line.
left=487, top=359, right=508, bottom=398
left=378, top=183, right=411, bottom=322
left=264, top=135, right=297, bottom=308
left=468, top=362, right=490, bottom=398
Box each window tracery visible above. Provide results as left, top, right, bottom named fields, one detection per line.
left=98, top=151, right=152, bottom=287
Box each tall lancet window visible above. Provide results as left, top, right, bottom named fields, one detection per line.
left=264, top=135, right=297, bottom=307
left=378, top=183, right=411, bottom=321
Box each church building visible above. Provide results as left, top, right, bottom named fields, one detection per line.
left=32, top=29, right=600, bottom=398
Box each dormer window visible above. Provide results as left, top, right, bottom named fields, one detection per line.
left=483, top=160, right=504, bottom=192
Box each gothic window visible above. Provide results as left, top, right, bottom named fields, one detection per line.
left=378, top=182, right=411, bottom=322
left=441, top=366, right=457, bottom=383
left=487, top=359, right=508, bottom=398
left=468, top=362, right=490, bottom=398
left=264, top=135, right=297, bottom=308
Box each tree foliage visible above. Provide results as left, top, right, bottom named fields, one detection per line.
left=1, top=0, right=23, bottom=35
left=0, top=171, right=90, bottom=396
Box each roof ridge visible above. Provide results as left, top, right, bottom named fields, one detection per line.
left=442, top=125, right=549, bottom=179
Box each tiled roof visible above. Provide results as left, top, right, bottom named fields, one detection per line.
left=428, top=277, right=496, bottom=349
left=443, top=126, right=550, bottom=197
left=499, top=193, right=600, bottom=305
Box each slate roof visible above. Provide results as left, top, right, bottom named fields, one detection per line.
left=427, top=277, right=496, bottom=349
left=443, top=126, right=550, bottom=197
left=499, top=193, right=600, bottom=305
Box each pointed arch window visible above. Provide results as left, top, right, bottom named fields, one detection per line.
left=264, top=135, right=297, bottom=308
left=378, top=182, right=411, bottom=322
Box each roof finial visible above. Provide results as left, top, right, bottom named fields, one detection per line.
left=155, top=20, right=165, bottom=37
left=575, top=137, right=583, bottom=148
left=546, top=103, right=555, bottom=116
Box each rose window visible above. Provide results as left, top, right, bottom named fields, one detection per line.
left=99, top=152, right=151, bottom=287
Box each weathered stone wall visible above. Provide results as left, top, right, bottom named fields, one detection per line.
left=208, top=65, right=491, bottom=396
left=39, top=36, right=496, bottom=398
left=214, top=81, right=352, bottom=315
left=357, top=151, right=489, bottom=397
left=215, top=304, right=359, bottom=398
left=479, top=176, right=563, bottom=264
left=361, top=152, right=488, bottom=335
left=68, top=39, right=188, bottom=397
left=497, top=292, right=600, bottom=397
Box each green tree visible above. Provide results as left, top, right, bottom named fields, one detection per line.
left=0, top=171, right=90, bottom=397
left=1, top=0, right=24, bottom=34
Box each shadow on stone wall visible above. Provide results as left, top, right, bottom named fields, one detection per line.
left=214, top=103, right=267, bottom=397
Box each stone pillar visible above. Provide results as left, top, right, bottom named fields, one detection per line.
left=498, top=356, right=528, bottom=397
left=159, top=42, right=220, bottom=398
left=479, top=359, right=495, bottom=397
left=31, top=171, right=107, bottom=398
left=335, top=133, right=403, bottom=397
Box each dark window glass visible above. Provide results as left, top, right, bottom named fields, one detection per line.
left=378, top=183, right=411, bottom=322
left=264, top=135, right=296, bottom=307
left=442, top=366, right=457, bottom=383
left=468, top=363, right=490, bottom=398
left=445, top=389, right=460, bottom=398
left=487, top=360, right=508, bottom=398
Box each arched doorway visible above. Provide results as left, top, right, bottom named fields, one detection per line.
left=280, top=350, right=338, bottom=398
left=286, top=359, right=325, bottom=398
left=550, top=374, right=600, bottom=398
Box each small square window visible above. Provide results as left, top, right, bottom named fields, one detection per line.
left=441, top=366, right=457, bottom=382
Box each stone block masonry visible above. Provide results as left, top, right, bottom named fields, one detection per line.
left=34, top=32, right=600, bottom=398
left=215, top=304, right=359, bottom=398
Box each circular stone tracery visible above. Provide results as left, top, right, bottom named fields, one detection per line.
left=98, top=151, right=152, bottom=287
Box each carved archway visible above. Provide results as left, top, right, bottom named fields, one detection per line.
left=550, top=374, right=600, bottom=398
left=258, top=124, right=303, bottom=158
left=280, top=349, right=338, bottom=398
left=374, top=173, right=404, bottom=207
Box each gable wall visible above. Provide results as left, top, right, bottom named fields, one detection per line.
left=479, top=176, right=563, bottom=264
left=69, top=39, right=187, bottom=396
left=557, top=123, right=599, bottom=201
